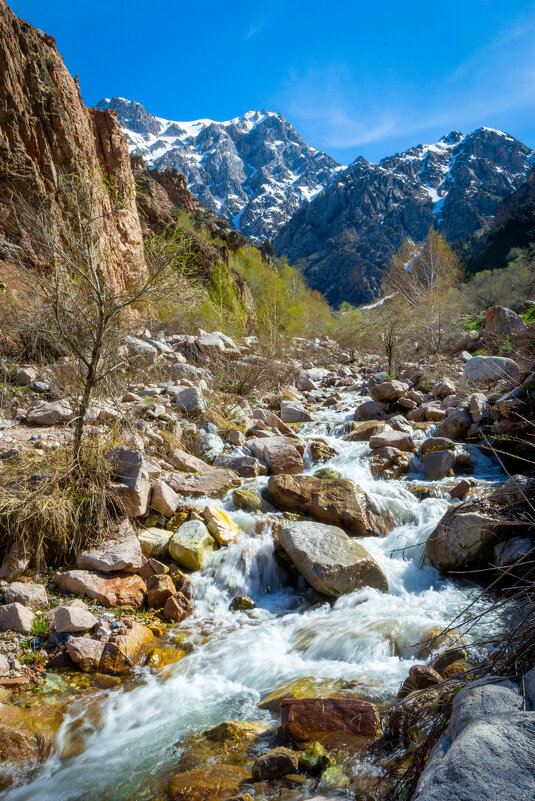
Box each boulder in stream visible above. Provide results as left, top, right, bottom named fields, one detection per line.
left=426, top=511, right=502, bottom=572
left=280, top=697, right=381, bottom=749
left=278, top=521, right=388, bottom=596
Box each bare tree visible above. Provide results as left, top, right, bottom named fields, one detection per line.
left=3, top=167, right=195, bottom=469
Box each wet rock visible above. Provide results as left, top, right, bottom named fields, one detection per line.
left=369, top=430, right=415, bottom=452
left=164, top=591, right=193, bottom=622
left=232, top=489, right=274, bottom=514
left=434, top=407, right=472, bottom=440
left=278, top=521, right=388, bottom=596
left=170, top=765, right=250, bottom=801
left=99, top=623, right=155, bottom=674
left=268, top=474, right=380, bottom=536
left=54, top=606, right=98, bottom=633
left=4, top=581, right=47, bottom=609
left=298, top=741, right=332, bottom=773
left=354, top=400, right=388, bottom=421
left=0, top=724, right=52, bottom=765
left=27, top=400, right=73, bottom=425
left=229, top=595, right=256, bottom=611
left=147, top=574, right=176, bottom=608
left=313, top=467, right=341, bottom=480
left=173, top=386, right=206, bottom=413
left=203, top=506, right=239, bottom=546
left=426, top=511, right=501, bottom=572
left=137, top=527, right=172, bottom=559
left=449, top=479, right=471, bottom=500
left=463, top=355, right=521, bottom=385
left=309, top=441, right=339, bottom=463
left=66, top=636, right=105, bottom=671
left=343, top=420, right=389, bottom=441
left=0, top=602, right=33, bottom=633
left=398, top=664, right=442, bottom=698
left=55, top=570, right=146, bottom=608
left=0, top=542, right=29, bottom=581
left=76, top=531, right=143, bottom=574
left=168, top=469, right=241, bottom=498
left=370, top=380, right=406, bottom=402
left=168, top=520, right=215, bottom=571
left=370, top=447, right=412, bottom=479
left=420, top=437, right=455, bottom=457
left=151, top=479, right=179, bottom=516
left=280, top=697, right=381, bottom=749
left=422, top=450, right=455, bottom=481
left=251, top=747, right=299, bottom=780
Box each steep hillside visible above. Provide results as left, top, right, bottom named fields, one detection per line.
left=96, top=97, right=341, bottom=241
left=0, top=0, right=144, bottom=289
left=274, top=128, right=534, bottom=306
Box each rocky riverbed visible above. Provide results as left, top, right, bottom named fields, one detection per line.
left=0, top=327, right=533, bottom=801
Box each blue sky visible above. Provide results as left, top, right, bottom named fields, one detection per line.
left=12, top=0, right=535, bottom=165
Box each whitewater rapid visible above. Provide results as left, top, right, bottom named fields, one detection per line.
left=3, top=390, right=504, bottom=801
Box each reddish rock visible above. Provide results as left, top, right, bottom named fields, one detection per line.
left=280, top=697, right=381, bottom=749
left=171, top=765, right=250, bottom=801
left=397, top=664, right=442, bottom=698
left=164, top=591, right=193, bottom=622
left=147, top=574, right=176, bottom=608
left=55, top=570, right=146, bottom=608
left=99, top=623, right=155, bottom=675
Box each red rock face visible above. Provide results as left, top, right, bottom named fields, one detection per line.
left=280, top=697, right=381, bottom=750
left=0, top=0, right=144, bottom=287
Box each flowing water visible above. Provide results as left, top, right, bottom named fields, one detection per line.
left=3, top=389, right=506, bottom=801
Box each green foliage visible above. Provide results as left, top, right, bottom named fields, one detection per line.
left=30, top=616, right=50, bottom=637
left=462, top=252, right=535, bottom=311
left=263, top=239, right=275, bottom=257
left=465, top=312, right=486, bottom=331
left=521, top=304, right=535, bottom=323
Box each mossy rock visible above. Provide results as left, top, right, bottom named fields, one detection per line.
left=299, top=741, right=333, bottom=774
left=313, top=467, right=341, bottom=480
left=228, top=595, right=256, bottom=612
left=145, top=646, right=186, bottom=669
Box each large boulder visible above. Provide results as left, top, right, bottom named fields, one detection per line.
left=370, top=380, right=406, bottom=402
left=166, top=448, right=215, bottom=474
left=27, top=400, right=73, bottom=426
left=280, top=697, right=381, bottom=749
left=354, top=400, right=388, bottom=421
left=4, top=581, right=47, bottom=608
left=426, top=511, right=502, bottom=572
left=76, top=529, right=143, bottom=574
left=484, top=305, right=526, bottom=336
left=172, top=386, right=206, bottom=413
left=280, top=404, right=313, bottom=424
left=0, top=602, right=34, bottom=633
left=422, top=450, right=455, bottom=481
left=246, top=436, right=304, bottom=475
left=278, top=521, right=388, bottom=596
left=413, top=680, right=535, bottom=801
left=369, top=430, right=415, bottom=452
left=434, top=408, right=472, bottom=440
left=463, top=355, right=521, bottom=385
left=343, top=421, right=389, bottom=442
left=168, top=469, right=241, bottom=498
left=168, top=520, right=215, bottom=571
left=122, top=335, right=159, bottom=366
left=55, top=570, right=146, bottom=608
left=267, top=475, right=373, bottom=536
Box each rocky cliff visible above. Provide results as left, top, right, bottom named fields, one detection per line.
left=97, top=97, right=341, bottom=242
left=0, top=0, right=144, bottom=288
left=274, top=128, right=534, bottom=306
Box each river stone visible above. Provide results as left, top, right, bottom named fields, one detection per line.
left=422, top=449, right=455, bottom=481
left=434, top=407, right=472, bottom=440
left=369, top=430, right=415, bottom=452
left=55, top=570, right=146, bottom=608
left=0, top=724, right=53, bottom=765
left=246, top=436, right=304, bottom=475
left=164, top=591, right=193, bottom=622
left=168, top=520, right=215, bottom=571
left=137, top=527, right=172, bottom=559
left=278, top=521, right=388, bottom=596
left=146, top=574, right=176, bottom=608
left=0, top=602, right=34, bottom=634
left=267, top=475, right=370, bottom=536
left=232, top=489, right=274, bottom=514
left=4, top=581, right=48, bottom=609
left=170, top=765, right=250, bottom=801
left=203, top=506, right=240, bottom=546
left=151, top=479, right=179, bottom=516
left=343, top=420, right=389, bottom=442
left=426, top=511, right=501, bottom=572
left=213, top=453, right=263, bottom=478
left=196, top=432, right=225, bottom=463
left=420, top=437, right=455, bottom=456
left=168, top=469, right=241, bottom=498
left=280, top=404, right=313, bottom=424
left=99, top=623, right=155, bottom=675
left=463, top=355, right=521, bottom=385
left=251, top=747, right=299, bottom=780
left=354, top=400, right=388, bottom=421
left=280, top=697, right=381, bottom=750
left=54, top=605, right=98, bottom=633
left=398, top=664, right=442, bottom=698
left=370, top=447, right=412, bottom=480
left=413, top=679, right=534, bottom=801
left=76, top=533, right=143, bottom=574
left=370, top=380, right=406, bottom=402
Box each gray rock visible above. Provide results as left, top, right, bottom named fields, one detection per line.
left=4, top=581, right=48, bottom=609
left=66, top=636, right=105, bottom=672
left=463, top=355, right=521, bottom=385
left=280, top=404, right=313, bottom=423
left=173, top=386, right=206, bottom=413
left=213, top=453, right=264, bottom=478
left=354, top=400, right=388, bottom=421
left=434, top=407, right=472, bottom=440
left=167, top=362, right=203, bottom=382
left=369, top=430, right=415, bottom=452
left=493, top=537, right=532, bottom=568
left=426, top=511, right=500, bottom=571
left=0, top=654, right=9, bottom=676
left=422, top=450, right=455, bottom=481
left=150, top=479, right=179, bottom=517
left=0, top=602, right=34, bottom=634
left=122, top=335, right=159, bottom=366
left=76, top=533, right=143, bottom=574
left=196, top=431, right=225, bottom=463
left=54, top=605, right=98, bottom=633
left=27, top=400, right=73, bottom=426
left=106, top=447, right=151, bottom=517
left=278, top=521, right=388, bottom=597
left=413, top=680, right=535, bottom=801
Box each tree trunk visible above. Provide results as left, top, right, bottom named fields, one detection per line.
left=72, top=324, right=104, bottom=469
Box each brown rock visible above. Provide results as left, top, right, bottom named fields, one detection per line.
left=171, top=765, right=250, bottom=801
left=251, top=747, right=299, bottom=780
left=147, top=574, right=176, bottom=608
left=280, top=698, right=381, bottom=749
left=0, top=725, right=52, bottom=765
left=0, top=542, right=29, bottom=581
left=168, top=469, right=241, bottom=498
left=420, top=437, right=455, bottom=456
left=167, top=448, right=215, bottom=473
left=343, top=421, right=389, bottom=441
left=66, top=636, right=105, bottom=672
left=99, top=623, right=155, bottom=675
left=397, top=664, right=442, bottom=698
left=55, top=570, right=146, bottom=608
left=164, top=591, right=193, bottom=622
left=369, top=430, right=415, bottom=452
left=309, top=441, right=339, bottom=463
left=370, top=380, right=406, bottom=402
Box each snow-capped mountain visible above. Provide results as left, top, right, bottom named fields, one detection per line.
left=274, top=127, right=535, bottom=306
left=96, top=97, right=341, bottom=241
